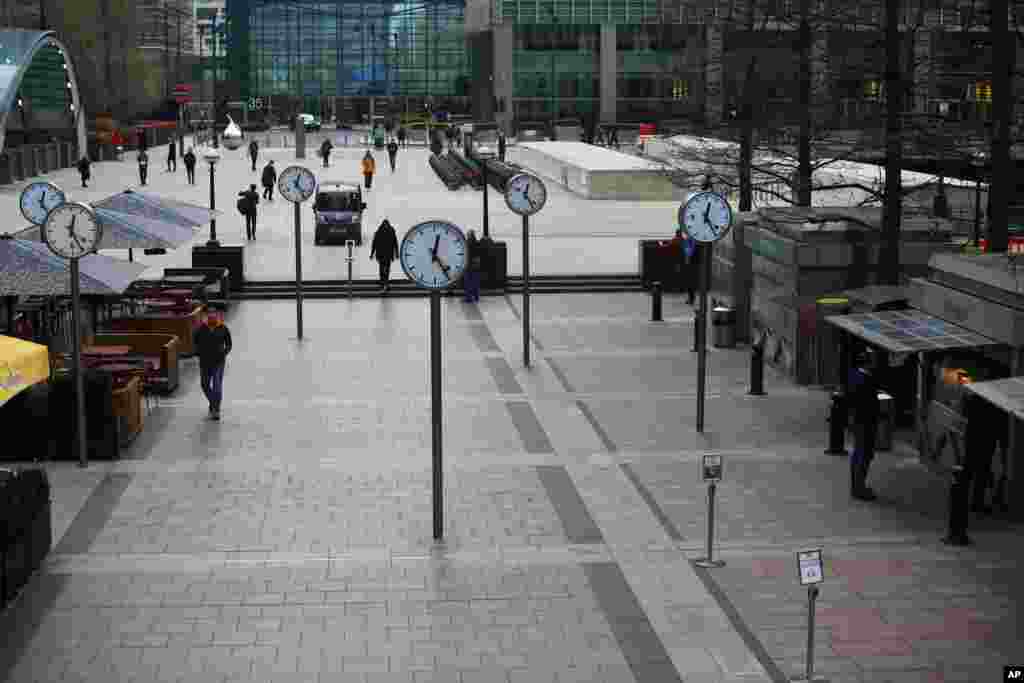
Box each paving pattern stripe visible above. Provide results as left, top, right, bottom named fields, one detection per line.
left=575, top=399, right=618, bottom=453
left=582, top=561, right=684, bottom=683
left=504, top=400, right=556, bottom=453
left=0, top=573, right=69, bottom=683
left=468, top=320, right=503, bottom=352
left=534, top=465, right=605, bottom=545
left=690, top=561, right=790, bottom=683
left=52, top=472, right=135, bottom=555
left=486, top=357, right=525, bottom=395
left=619, top=462, right=684, bottom=542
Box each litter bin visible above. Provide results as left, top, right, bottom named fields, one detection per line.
left=712, top=306, right=736, bottom=348
left=876, top=391, right=893, bottom=451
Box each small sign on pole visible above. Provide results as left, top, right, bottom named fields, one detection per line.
left=792, top=548, right=827, bottom=683
left=702, top=454, right=723, bottom=482
left=797, top=549, right=824, bottom=586
left=694, top=454, right=725, bottom=568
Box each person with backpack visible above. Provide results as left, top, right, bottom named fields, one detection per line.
left=361, top=151, right=376, bottom=190
left=76, top=156, right=91, bottom=188
left=238, top=183, right=259, bottom=241
left=183, top=147, right=197, bottom=185
left=166, top=139, right=177, bottom=172
left=397, top=126, right=407, bottom=148
left=320, top=139, right=333, bottom=168
left=137, top=148, right=149, bottom=186
left=369, top=218, right=399, bottom=293
left=386, top=138, right=399, bottom=173
left=248, top=139, right=259, bottom=171
left=261, top=160, right=276, bottom=201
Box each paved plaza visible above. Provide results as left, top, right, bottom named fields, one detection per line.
left=1, top=143, right=1022, bottom=683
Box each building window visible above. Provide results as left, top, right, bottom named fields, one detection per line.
left=864, top=79, right=883, bottom=101
left=672, top=79, right=688, bottom=99
left=974, top=80, right=992, bottom=104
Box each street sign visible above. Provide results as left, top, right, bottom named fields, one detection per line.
left=701, top=454, right=723, bottom=482
left=797, top=549, right=824, bottom=585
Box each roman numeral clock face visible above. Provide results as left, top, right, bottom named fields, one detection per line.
left=399, top=221, right=467, bottom=290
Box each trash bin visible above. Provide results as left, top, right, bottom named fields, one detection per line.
left=876, top=391, right=893, bottom=451
left=712, top=306, right=736, bottom=348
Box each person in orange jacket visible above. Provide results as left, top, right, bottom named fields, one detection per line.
left=361, top=150, right=376, bottom=190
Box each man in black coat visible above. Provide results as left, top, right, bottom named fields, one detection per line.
left=193, top=310, right=232, bottom=420
left=76, top=156, right=91, bottom=188
left=320, top=139, right=333, bottom=168
left=848, top=355, right=880, bottom=501
left=369, top=218, right=399, bottom=292
left=183, top=147, right=197, bottom=184
left=261, top=160, right=276, bottom=201
left=238, top=184, right=259, bottom=240
left=166, top=139, right=177, bottom=172
left=249, top=139, right=259, bottom=171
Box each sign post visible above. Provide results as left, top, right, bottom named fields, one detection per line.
left=431, top=290, right=443, bottom=540
left=694, top=454, right=725, bottom=568
left=792, top=548, right=827, bottom=683
left=345, top=239, right=355, bottom=299
left=294, top=201, right=304, bottom=339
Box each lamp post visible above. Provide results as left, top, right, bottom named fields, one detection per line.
left=204, top=147, right=221, bottom=246
left=475, top=145, right=496, bottom=239
left=973, top=150, right=988, bottom=248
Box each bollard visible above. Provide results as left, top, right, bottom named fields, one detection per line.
left=943, top=465, right=971, bottom=546
left=824, top=392, right=847, bottom=455
left=651, top=281, right=663, bottom=322
left=749, top=334, right=766, bottom=396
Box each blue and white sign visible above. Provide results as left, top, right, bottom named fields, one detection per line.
left=797, top=549, right=824, bottom=585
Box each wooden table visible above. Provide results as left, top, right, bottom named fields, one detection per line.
left=82, top=345, right=133, bottom=356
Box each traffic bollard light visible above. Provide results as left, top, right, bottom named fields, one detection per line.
left=749, top=335, right=765, bottom=396
left=651, top=281, right=663, bottom=322
left=825, top=392, right=847, bottom=455
left=943, top=465, right=971, bottom=546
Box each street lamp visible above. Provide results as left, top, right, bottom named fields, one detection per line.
left=204, top=147, right=221, bottom=246
left=475, top=144, right=496, bottom=239
left=973, top=150, right=988, bottom=248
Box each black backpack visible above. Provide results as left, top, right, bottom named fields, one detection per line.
left=237, top=197, right=247, bottom=215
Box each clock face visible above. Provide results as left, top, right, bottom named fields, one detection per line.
left=20, top=181, right=66, bottom=226
left=505, top=173, right=547, bottom=216
left=679, top=191, right=733, bottom=243
left=399, top=220, right=467, bottom=290
left=277, top=165, right=317, bottom=203
left=43, top=202, right=102, bottom=259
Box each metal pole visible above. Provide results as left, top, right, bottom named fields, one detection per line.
left=294, top=201, right=303, bottom=339
left=974, top=175, right=982, bottom=247
left=208, top=162, right=218, bottom=245
left=523, top=214, right=530, bottom=367
left=697, top=244, right=711, bottom=433
left=695, top=480, right=725, bottom=567
left=805, top=586, right=819, bottom=681
left=346, top=241, right=354, bottom=299
left=916, top=351, right=928, bottom=459
left=70, top=258, right=88, bottom=467
left=482, top=161, right=490, bottom=239
left=431, top=291, right=443, bottom=540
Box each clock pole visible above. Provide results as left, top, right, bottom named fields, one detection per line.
left=522, top=215, right=530, bottom=368
left=430, top=290, right=443, bottom=540
left=70, top=257, right=88, bottom=467
left=294, top=200, right=304, bottom=340
left=696, top=242, right=712, bottom=433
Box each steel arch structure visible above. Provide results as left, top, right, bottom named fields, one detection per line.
left=0, top=30, right=86, bottom=156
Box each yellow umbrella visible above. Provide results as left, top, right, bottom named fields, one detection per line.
left=0, top=335, right=49, bottom=407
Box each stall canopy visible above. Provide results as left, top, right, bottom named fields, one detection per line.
left=0, top=335, right=49, bottom=407
left=13, top=207, right=198, bottom=251
left=94, top=191, right=219, bottom=228
left=0, top=236, right=148, bottom=296
left=825, top=309, right=1000, bottom=353
left=964, top=377, right=1024, bottom=422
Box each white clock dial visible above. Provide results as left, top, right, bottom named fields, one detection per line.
left=504, top=173, right=547, bottom=217
left=679, top=191, right=733, bottom=243
left=399, top=220, right=467, bottom=290
left=278, top=165, right=317, bottom=203
left=20, top=181, right=66, bottom=226
left=43, top=202, right=102, bottom=259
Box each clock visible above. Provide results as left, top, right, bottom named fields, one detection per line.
left=399, top=220, right=467, bottom=290
left=679, top=191, right=733, bottom=243
left=504, top=173, right=547, bottom=217
left=277, top=165, right=317, bottom=203
left=20, top=181, right=66, bottom=226
left=42, top=202, right=102, bottom=259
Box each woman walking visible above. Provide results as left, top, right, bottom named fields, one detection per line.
left=361, top=150, right=376, bottom=190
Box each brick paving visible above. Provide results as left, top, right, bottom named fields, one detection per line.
left=0, top=144, right=1022, bottom=683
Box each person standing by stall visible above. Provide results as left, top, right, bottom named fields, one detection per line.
left=261, top=160, right=276, bottom=201
left=193, top=310, right=232, bottom=421
left=849, top=353, right=880, bottom=501
left=137, top=147, right=149, bottom=186
left=361, top=151, right=376, bottom=190
left=183, top=147, right=197, bottom=185
left=369, top=218, right=399, bottom=293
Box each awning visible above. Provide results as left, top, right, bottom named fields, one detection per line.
left=963, top=377, right=1024, bottom=422
left=825, top=308, right=1001, bottom=354
left=0, top=335, right=49, bottom=407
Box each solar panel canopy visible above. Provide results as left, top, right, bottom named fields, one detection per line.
left=824, top=309, right=999, bottom=353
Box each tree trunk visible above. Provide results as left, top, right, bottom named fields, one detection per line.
left=882, top=0, right=903, bottom=285
left=988, top=0, right=1012, bottom=253
left=739, top=57, right=758, bottom=212
left=796, top=0, right=812, bottom=206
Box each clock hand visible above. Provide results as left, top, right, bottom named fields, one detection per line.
left=432, top=235, right=440, bottom=258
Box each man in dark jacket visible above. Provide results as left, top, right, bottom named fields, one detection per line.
left=137, top=148, right=149, bottom=186
left=248, top=139, right=259, bottom=171
left=193, top=310, right=232, bottom=420
left=320, top=139, right=333, bottom=168
left=463, top=229, right=482, bottom=302
left=397, top=126, right=407, bottom=148
left=183, top=147, right=197, bottom=184
left=261, top=160, right=276, bottom=201
left=76, top=156, right=91, bottom=188
left=848, top=355, right=880, bottom=501
left=498, top=132, right=506, bottom=162
left=238, top=184, right=259, bottom=240
left=166, top=139, right=177, bottom=172
left=369, top=219, right=399, bottom=292
left=386, top=139, right=399, bottom=172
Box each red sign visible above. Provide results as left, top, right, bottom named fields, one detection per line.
left=175, top=94, right=192, bottom=104
left=174, top=84, right=191, bottom=93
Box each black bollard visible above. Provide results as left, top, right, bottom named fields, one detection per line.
left=825, top=392, right=848, bottom=455
left=749, top=335, right=766, bottom=396
left=943, top=465, right=971, bottom=546
left=651, top=281, right=663, bottom=322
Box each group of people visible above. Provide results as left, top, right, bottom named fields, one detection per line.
left=134, top=140, right=199, bottom=187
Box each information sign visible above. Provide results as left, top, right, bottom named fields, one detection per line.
left=701, top=454, right=723, bottom=482
left=797, top=549, right=824, bottom=585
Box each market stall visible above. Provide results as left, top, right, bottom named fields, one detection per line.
left=0, top=335, right=49, bottom=407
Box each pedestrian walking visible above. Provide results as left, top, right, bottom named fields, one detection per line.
left=261, top=160, right=276, bottom=201
left=386, top=139, right=398, bottom=173
left=166, top=140, right=177, bottom=172
left=848, top=354, right=880, bottom=501
left=498, top=132, right=506, bottom=162
left=397, top=126, right=407, bottom=148
left=667, top=228, right=696, bottom=305
left=463, top=229, right=482, bottom=302
left=193, top=310, right=232, bottom=421
left=183, top=147, right=197, bottom=185
left=238, top=183, right=259, bottom=240
left=137, top=148, right=149, bottom=186
left=369, top=218, right=399, bottom=292
left=361, top=151, right=376, bottom=190
left=430, top=130, right=443, bottom=157
left=76, top=156, right=91, bottom=188
left=248, top=139, right=259, bottom=171
left=320, top=139, right=333, bottom=168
